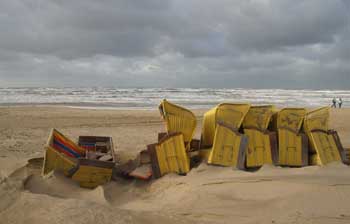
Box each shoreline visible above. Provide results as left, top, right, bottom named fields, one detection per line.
left=0, top=102, right=346, bottom=110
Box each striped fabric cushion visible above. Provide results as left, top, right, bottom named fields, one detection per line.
left=79, top=142, right=96, bottom=151
left=52, top=130, right=85, bottom=158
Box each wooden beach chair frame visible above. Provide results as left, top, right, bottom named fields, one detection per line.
left=42, top=129, right=116, bottom=188
left=277, top=108, right=308, bottom=167
left=243, top=105, right=278, bottom=168
left=159, top=99, right=197, bottom=151
left=304, top=107, right=343, bottom=165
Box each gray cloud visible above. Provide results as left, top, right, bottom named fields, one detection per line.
left=0, top=0, right=349, bottom=88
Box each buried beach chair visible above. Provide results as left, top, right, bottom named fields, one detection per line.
left=159, top=99, right=197, bottom=151
left=42, top=129, right=85, bottom=176
left=200, top=103, right=251, bottom=161
left=304, top=107, right=344, bottom=165
left=42, top=129, right=116, bottom=188
left=243, top=105, right=278, bottom=168
left=207, top=122, right=247, bottom=169
left=148, top=133, right=190, bottom=178
left=277, top=108, right=308, bottom=167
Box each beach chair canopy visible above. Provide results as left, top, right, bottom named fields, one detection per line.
left=201, top=103, right=250, bottom=148
left=159, top=99, right=197, bottom=150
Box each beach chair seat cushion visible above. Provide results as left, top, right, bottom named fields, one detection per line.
left=52, top=130, right=85, bottom=158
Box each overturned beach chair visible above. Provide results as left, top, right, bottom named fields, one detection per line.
left=304, top=107, right=343, bottom=165
left=243, top=105, right=277, bottom=168
left=201, top=103, right=251, bottom=148
left=42, top=129, right=116, bottom=188
left=148, top=133, right=190, bottom=178
left=277, top=108, right=308, bottom=167
left=159, top=99, right=197, bottom=151
left=207, top=123, right=247, bottom=169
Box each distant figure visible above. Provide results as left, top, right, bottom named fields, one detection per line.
left=338, top=98, right=343, bottom=108
left=332, top=97, right=337, bottom=108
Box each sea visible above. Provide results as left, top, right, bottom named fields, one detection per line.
left=0, top=87, right=348, bottom=109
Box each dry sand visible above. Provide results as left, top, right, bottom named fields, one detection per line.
left=0, top=106, right=350, bottom=224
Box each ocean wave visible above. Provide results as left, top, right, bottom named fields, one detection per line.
left=0, top=87, right=348, bottom=109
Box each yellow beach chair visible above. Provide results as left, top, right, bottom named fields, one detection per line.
left=201, top=103, right=251, bottom=148
left=159, top=99, right=197, bottom=151
left=42, top=129, right=116, bottom=188
left=42, top=146, right=77, bottom=177
left=304, top=107, right=343, bottom=165
left=207, top=123, right=247, bottom=169
left=277, top=108, right=308, bottom=167
left=148, top=133, right=190, bottom=178
left=243, top=105, right=277, bottom=168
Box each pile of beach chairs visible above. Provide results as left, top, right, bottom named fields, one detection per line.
left=41, top=99, right=348, bottom=188
left=123, top=99, right=348, bottom=180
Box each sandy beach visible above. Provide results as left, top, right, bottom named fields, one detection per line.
left=0, top=106, right=350, bottom=224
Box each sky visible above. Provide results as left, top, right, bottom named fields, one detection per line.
left=0, top=0, right=350, bottom=89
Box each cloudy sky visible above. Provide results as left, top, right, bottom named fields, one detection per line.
left=0, top=0, right=349, bottom=89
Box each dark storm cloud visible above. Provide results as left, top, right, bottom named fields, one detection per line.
left=0, top=0, right=349, bottom=88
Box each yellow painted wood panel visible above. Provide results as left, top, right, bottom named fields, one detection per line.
left=42, top=146, right=76, bottom=176
left=159, top=99, right=196, bottom=150
left=245, top=129, right=273, bottom=167
left=155, top=134, right=190, bottom=176
left=243, top=105, right=275, bottom=130
left=278, top=130, right=304, bottom=166
left=208, top=124, right=244, bottom=167
left=202, top=103, right=250, bottom=147
left=277, top=108, right=306, bottom=133
left=72, top=165, right=112, bottom=188
left=305, top=107, right=342, bottom=165
left=309, top=132, right=341, bottom=165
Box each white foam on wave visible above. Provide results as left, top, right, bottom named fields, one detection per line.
left=0, top=87, right=348, bottom=109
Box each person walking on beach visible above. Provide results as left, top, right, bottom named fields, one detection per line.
left=332, top=97, right=337, bottom=108
left=338, top=98, right=343, bottom=108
